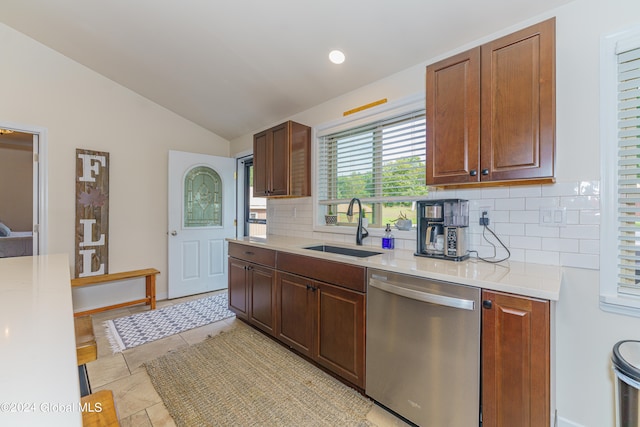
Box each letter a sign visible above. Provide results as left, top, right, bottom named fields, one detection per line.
left=75, top=149, right=109, bottom=278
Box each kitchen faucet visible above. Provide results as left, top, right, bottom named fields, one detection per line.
left=347, top=197, right=369, bottom=246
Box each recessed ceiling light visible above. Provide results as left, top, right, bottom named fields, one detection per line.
left=329, top=50, right=345, bottom=65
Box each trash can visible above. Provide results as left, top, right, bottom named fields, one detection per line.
left=613, top=340, right=640, bottom=427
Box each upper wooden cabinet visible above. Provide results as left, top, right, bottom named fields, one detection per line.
left=426, top=18, right=555, bottom=186
left=426, top=48, right=481, bottom=185
left=253, top=121, right=311, bottom=197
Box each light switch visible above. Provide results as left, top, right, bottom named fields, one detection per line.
left=539, top=207, right=566, bottom=227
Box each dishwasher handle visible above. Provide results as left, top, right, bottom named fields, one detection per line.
left=369, top=277, right=476, bottom=311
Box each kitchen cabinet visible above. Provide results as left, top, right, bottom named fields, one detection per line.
left=228, top=243, right=277, bottom=335
left=276, top=271, right=315, bottom=356
left=228, top=258, right=249, bottom=320
left=426, top=18, right=555, bottom=186
left=276, top=271, right=366, bottom=389
left=315, top=281, right=365, bottom=387
left=228, top=243, right=366, bottom=389
left=276, top=252, right=366, bottom=388
left=253, top=120, right=311, bottom=197
left=481, top=290, right=550, bottom=427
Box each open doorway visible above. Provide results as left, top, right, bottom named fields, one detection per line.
left=0, top=125, right=45, bottom=258
left=236, top=155, right=266, bottom=238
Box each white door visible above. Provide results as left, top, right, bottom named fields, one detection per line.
left=168, top=150, right=235, bottom=299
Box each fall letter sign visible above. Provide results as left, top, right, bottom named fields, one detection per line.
left=75, top=149, right=109, bottom=278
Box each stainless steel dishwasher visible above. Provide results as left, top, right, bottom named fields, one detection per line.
left=366, top=269, right=481, bottom=427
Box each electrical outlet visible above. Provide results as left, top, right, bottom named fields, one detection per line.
left=479, top=210, right=490, bottom=226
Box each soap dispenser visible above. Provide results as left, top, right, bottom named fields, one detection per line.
left=382, top=223, right=395, bottom=249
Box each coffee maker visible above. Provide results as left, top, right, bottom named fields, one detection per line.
left=416, top=199, right=469, bottom=261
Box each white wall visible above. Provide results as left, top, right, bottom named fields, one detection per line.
left=0, top=23, right=231, bottom=304
left=0, top=144, right=32, bottom=231
left=231, top=0, right=640, bottom=425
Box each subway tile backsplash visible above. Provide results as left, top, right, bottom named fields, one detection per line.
left=265, top=180, right=601, bottom=270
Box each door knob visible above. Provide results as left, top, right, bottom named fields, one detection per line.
left=170, top=230, right=178, bottom=236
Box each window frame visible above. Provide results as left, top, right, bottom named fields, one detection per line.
left=600, top=24, right=640, bottom=317
left=313, top=93, right=425, bottom=236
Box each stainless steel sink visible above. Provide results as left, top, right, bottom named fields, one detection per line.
left=303, top=245, right=382, bottom=258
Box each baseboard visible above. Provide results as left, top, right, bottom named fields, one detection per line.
left=557, top=416, right=586, bottom=427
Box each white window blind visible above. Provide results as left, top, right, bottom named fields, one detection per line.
left=318, top=109, right=427, bottom=205
left=617, top=43, right=640, bottom=297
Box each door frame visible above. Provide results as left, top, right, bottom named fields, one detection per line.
left=235, top=150, right=252, bottom=239
left=0, top=121, right=48, bottom=255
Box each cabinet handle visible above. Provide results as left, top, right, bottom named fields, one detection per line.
left=306, top=284, right=317, bottom=292
left=482, top=300, right=492, bottom=309
left=244, top=251, right=254, bottom=256
left=470, top=169, right=477, bottom=176
left=481, top=168, right=489, bottom=176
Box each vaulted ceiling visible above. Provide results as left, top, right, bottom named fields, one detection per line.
left=1, top=0, right=573, bottom=141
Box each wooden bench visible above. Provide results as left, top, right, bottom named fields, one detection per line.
left=81, top=389, right=119, bottom=426
left=71, top=268, right=159, bottom=317
left=75, top=315, right=97, bottom=365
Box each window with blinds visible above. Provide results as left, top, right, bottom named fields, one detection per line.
left=601, top=26, right=640, bottom=316
left=616, top=43, right=640, bottom=297
left=317, top=109, right=427, bottom=228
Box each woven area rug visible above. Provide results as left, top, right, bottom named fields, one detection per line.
left=104, top=292, right=234, bottom=353
left=145, top=327, right=374, bottom=427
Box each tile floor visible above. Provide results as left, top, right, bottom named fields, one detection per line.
left=85, top=290, right=410, bottom=427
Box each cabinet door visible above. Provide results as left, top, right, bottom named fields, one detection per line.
left=426, top=48, right=481, bottom=185
left=228, top=258, right=249, bottom=320
left=253, top=131, right=270, bottom=196
left=276, top=272, right=314, bottom=357
left=482, top=290, right=550, bottom=427
left=480, top=18, right=555, bottom=181
left=269, top=123, right=290, bottom=196
left=249, top=265, right=276, bottom=335
left=288, top=121, right=311, bottom=197
left=315, top=282, right=365, bottom=388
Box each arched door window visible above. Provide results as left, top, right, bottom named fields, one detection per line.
left=184, top=166, right=222, bottom=227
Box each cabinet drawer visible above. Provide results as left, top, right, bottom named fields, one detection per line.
left=277, top=252, right=366, bottom=292
left=229, top=243, right=276, bottom=268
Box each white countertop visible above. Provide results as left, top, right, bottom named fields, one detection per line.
left=0, top=254, right=82, bottom=426
left=229, top=236, right=562, bottom=301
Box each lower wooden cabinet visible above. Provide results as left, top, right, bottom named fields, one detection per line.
left=228, top=243, right=277, bottom=335
left=276, top=271, right=366, bottom=388
left=228, top=257, right=250, bottom=321
left=315, top=280, right=365, bottom=387
left=276, top=272, right=314, bottom=356
left=228, top=242, right=366, bottom=389
left=481, top=290, right=550, bottom=427
left=228, top=257, right=276, bottom=335
left=248, top=264, right=276, bottom=335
